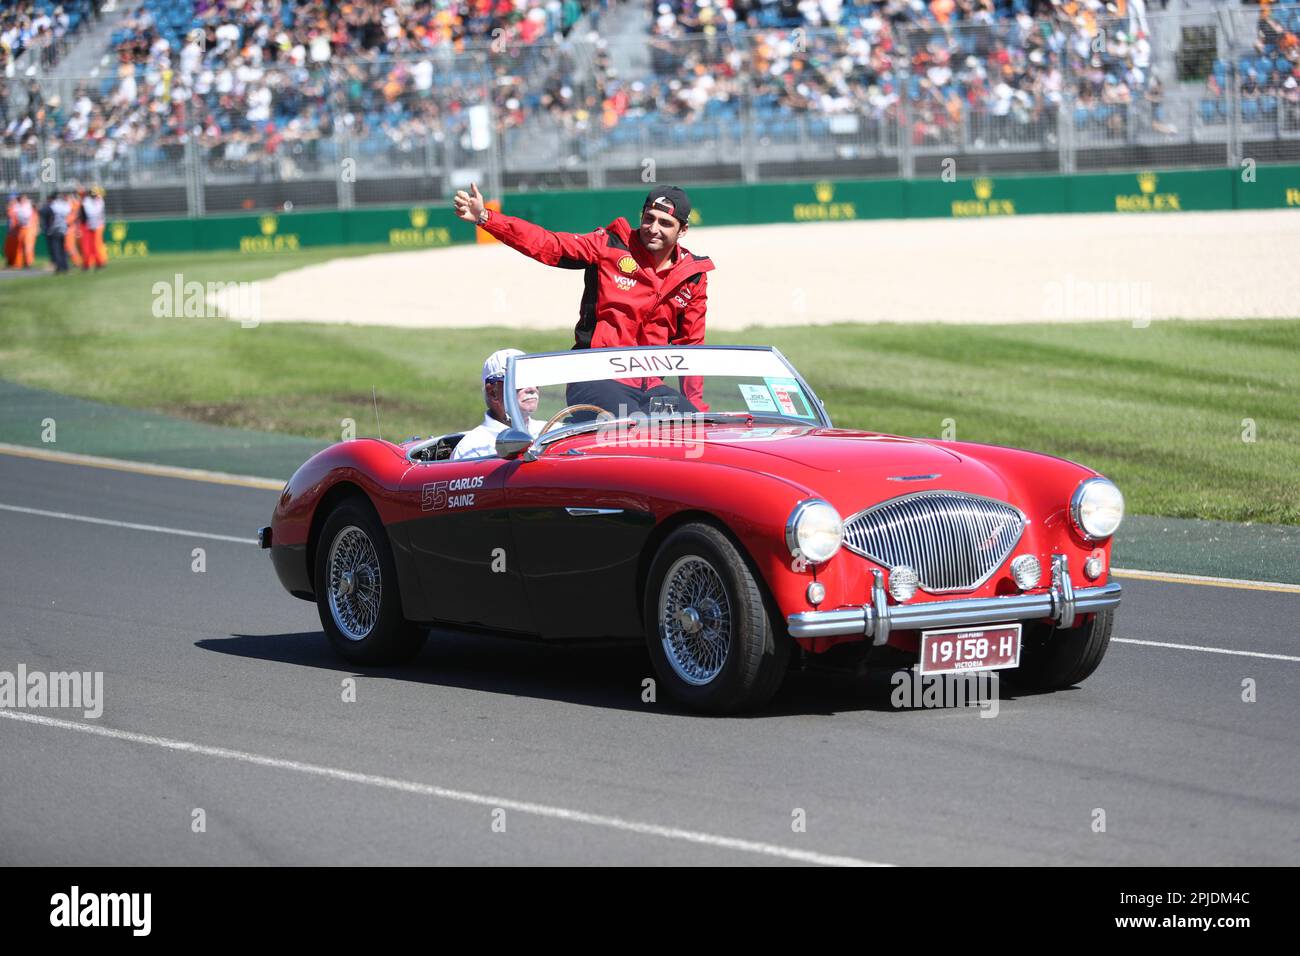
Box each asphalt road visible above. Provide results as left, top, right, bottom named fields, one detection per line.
left=1, top=450, right=1296, bottom=866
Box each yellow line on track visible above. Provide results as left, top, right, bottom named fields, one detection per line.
left=1112, top=567, right=1300, bottom=594
left=0, top=442, right=283, bottom=490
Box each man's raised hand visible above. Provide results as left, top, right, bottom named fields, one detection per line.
left=453, top=182, right=487, bottom=224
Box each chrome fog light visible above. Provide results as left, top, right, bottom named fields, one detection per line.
left=1010, top=554, right=1042, bottom=590
left=806, top=581, right=826, bottom=605
left=1084, top=555, right=1105, bottom=580
left=889, top=565, right=919, bottom=602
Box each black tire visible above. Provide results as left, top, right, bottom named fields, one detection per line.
left=1005, top=609, right=1114, bottom=691
left=314, top=498, right=426, bottom=665
left=643, top=522, right=790, bottom=714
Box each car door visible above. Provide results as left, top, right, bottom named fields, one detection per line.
left=502, top=455, right=655, bottom=640
left=399, top=456, right=535, bottom=634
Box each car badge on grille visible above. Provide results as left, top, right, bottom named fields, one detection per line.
left=886, top=474, right=940, bottom=481
left=979, top=517, right=1014, bottom=551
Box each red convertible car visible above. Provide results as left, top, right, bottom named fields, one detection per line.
left=260, top=345, right=1124, bottom=713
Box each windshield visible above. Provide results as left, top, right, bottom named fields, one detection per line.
left=503, top=346, right=830, bottom=442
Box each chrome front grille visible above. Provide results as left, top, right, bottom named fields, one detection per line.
left=843, top=492, right=1026, bottom=592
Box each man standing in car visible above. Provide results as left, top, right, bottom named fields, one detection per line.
left=452, top=182, right=712, bottom=414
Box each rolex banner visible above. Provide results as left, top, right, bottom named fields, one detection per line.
left=25, top=165, right=1292, bottom=264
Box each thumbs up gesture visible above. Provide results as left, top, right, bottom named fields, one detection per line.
left=453, top=182, right=487, bottom=224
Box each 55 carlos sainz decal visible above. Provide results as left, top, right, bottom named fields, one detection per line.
left=421, top=475, right=485, bottom=511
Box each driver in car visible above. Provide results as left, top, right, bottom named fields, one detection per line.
left=451, top=348, right=549, bottom=461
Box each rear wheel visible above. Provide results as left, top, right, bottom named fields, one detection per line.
left=1006, top=609, right=1114, bottom=690
left=314, top=499, right=426, bottom=665
left=644, top=523, right=790, bottom=714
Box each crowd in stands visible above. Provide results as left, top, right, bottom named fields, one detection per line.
left=1, top=0, right=601, bottom=186
left=602, top=0, right=1174, bottom=146
left=1, top=1, right=99, bottom=74
left=1201, top=2, right=1300, bottom=127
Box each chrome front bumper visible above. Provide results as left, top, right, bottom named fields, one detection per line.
left=787, top=554, right=1122, bottom=645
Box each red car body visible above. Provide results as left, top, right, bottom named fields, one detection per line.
left=265, top=419, right=1118, bottom=660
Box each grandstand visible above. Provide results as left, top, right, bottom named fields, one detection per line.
left=2, top=0, right=1296, bottom=216
left=1, top=1, right=99, bottom=72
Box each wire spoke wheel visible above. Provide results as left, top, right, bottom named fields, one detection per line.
left=327, top=525, right=383, bottom=641
left=659, top=555, right=732, bottom=686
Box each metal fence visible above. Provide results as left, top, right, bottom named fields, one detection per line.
left=3, top=5, right=1298, bottom=217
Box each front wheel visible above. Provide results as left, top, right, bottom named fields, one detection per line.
left=314, top=499, right=426, bottom=665
left=1005, top=609, right=1114, bottom=690
left=643, top=523, right=790, bottom=714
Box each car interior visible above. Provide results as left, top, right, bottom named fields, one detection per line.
left=406, top=432, right=466, bottom=462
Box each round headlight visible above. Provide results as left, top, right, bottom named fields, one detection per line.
left=1010, top=554, right=1041, bottom=590
left=1071, top=478, right=1125, bottom=540
left=785, top=499, right=843, bottom=565
left=889, top=565, right=919, bottom=602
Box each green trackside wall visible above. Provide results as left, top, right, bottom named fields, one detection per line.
left=21, top=164, right=1300, bottom=262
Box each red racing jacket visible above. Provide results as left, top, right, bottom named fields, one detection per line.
left=479, top=211, right=714, bottom=408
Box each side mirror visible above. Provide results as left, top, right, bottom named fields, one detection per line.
left=495, top=428, right=534, bottom=460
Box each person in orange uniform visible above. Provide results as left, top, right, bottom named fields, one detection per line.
left=79, top=185, right=107, bottom=270
left=10, top=194, right=37, bottom=268
left=65, top=189, right=84, bottom=269
left=22, top=194, right=38, bottom=266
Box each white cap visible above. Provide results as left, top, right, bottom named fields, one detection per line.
left=482, top=347, right=524, bottom=383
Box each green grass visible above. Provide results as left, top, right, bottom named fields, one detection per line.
left=1, top=248, right=1297, bottom=524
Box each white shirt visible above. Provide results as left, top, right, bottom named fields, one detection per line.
left=81, top=196, right=105, bottom=229
left=451, top=412, right=546, bottom=461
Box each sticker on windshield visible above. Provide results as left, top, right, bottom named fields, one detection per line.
left=764, top=378, right=815, bottom=418
left=738, top=383, right=779, bottom=413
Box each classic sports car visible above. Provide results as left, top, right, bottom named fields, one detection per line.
left=260, top=345, right=1124, bottom=713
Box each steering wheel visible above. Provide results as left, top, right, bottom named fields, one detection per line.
left=539, top=404, right=613, bottom=436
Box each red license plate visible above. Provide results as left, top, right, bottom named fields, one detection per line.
left=919, top=624, right=1022, bottom=675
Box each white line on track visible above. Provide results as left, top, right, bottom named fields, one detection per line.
left=0, top=710, right=886, bottom=867
left=1113, top=638, right=1300, bottom=662
left=0, top=502, right=256, bottom=545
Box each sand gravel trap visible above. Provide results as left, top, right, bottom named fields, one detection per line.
left=221, top=209, right=1300, bottom=328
